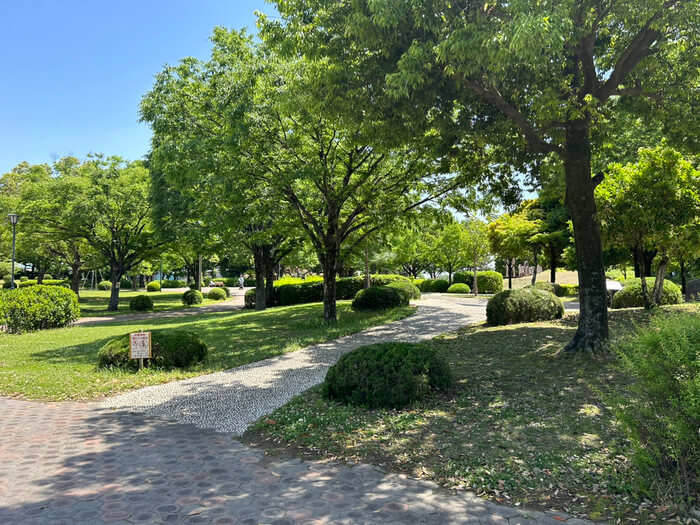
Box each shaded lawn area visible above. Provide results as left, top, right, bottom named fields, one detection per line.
left=0, top=301, right=414, bottom=401
left=78, top=289, right=220, bottom=316
left=246, top=304, right=699, bottom=523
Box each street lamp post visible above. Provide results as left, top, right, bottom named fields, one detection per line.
left=8, top=213, right=19, bottom=290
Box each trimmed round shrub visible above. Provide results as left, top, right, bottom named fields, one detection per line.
left=146, top=281, right=161, bottom=292
left=486, top=288, right=564, bottom=326
left=428, top=279, right=450, bottom=293
left=97, top=280, right=112, bottom=290
left=611, top=280, right=682, bottom=309
left=352, top=286, right=409, bottom=311
left=188, top=281, right=197, bottom=290
left=129, top=294, right=153, bottom=311
left=476, top=271, right=504, bottom=293
left=244, top=288, right=256, bottom=308
left=208, top=287, right=227, bottom=301
left=0, top=285, right=79, bottom=333
left=386, top=281, right=421, bottom=301
left=97, top=330, right=208, bottom=370
left=322, top=342, right=453, bottom=409
left=221, top=286, right=231, bottom=298
left=120, top=277, right=133, bottom=289
left=531, top=281, right=565, bottom=297
left=447, top=283, right=471, bottom=294
left=19, top=276, right=28, bottom=282
left=182, top=289, right=203, bottom=305
left=43, top=274, right=52, bottom=280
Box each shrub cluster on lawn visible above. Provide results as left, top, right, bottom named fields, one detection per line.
left=182, top=289, right=203, bottom=305
left=146, top=281, right=161, bottom=292
left=245, top=274, right=410, bottom=309
left=610, top=312, right=699, bottom=506
left=97, top=280, right=112, bottom=290
left=97, top=330, right=208, bottom=370
left=208, top=287, right=227, bottom=301
left=0, top=285, right=79, bottom=333
left=351, top=286, right=409, bottom=311
left=453, top=271, right=504, bottom=293
left=559, top=284, right=579, bottom=296
left=160, top=279, right=186, bottom=288
left=323, top=342, right=453, bottom=408
left=129, top=295, right=153, bottom=311
left=386, top=281, right=421, bottom=300
left=447, top=283, right=471, bottom=294
left=2, top=278, right=70, bottom=289
left=486, top=288, right=564, bottom=325
left=120, top=277, right=133, bottom=289
left=611, top=280, right=682, bottom=308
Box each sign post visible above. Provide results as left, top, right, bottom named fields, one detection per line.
left=129, top=331, right=151, bottom=370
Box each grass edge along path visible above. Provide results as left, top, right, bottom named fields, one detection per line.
left=245, top=304, right=700, bottom=524
left=0, top=301, right=415, bottom=401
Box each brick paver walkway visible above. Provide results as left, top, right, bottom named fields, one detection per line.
left=0, top=296, right=596, bottom=524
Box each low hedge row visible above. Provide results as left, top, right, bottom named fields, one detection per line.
left=245, top=274, right=411, bottom=309
left=351, top=286, right=409, bottom=311
left=2, top=278, right=70, bottom=289
left=161, top=279, right=187, bottom=288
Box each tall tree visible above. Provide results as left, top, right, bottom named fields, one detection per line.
left=596, top=145, right=700, bottom=307
left=462, top=218, right=491, bottom=295
left=431, top=222, right=467, bottom=285
left=267, top=0, right=699, bottom=354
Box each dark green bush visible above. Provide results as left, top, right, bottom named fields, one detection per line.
left=4, top=279, right=70, bottom=289
left=146, top=281, right=161, bottom=292
left=429, top=279, right=450, bottom=292
left=188, top=281, right=197, bottom=290
left=278, top=282, right=324, bottom=306
left=531, top=281, right=565, bottom=297
left=97, top=330, right=208, bottom=370
left=447, top=283, right=471, bottom=293
left=0, top=285, right=79, bottom=333
left=611, top=280, right=682, bottom=309
left=120, top=277, right=133, bottom=289
left=560, top=284, right=579, bottom=296
left=44, top=274, right=53, bottom=280
left=19, top=276, right=28, bottom=282
left=322, top=342, right=453, bottom=409
left=182, top=289, right=203, bottom=305
left=386, top=281, right=421, bottom=300
left=486, top=288, right=564, bottom=326
left=351, top=286, right=409, bottom=311
left=244, top=288, right=256, bottom=308
left=453, top=271, right=504, bottom=293
left=129, top=294, right=153, bottom=311
left=221, top=286, right=231, bottom=298
left=610, top=312, right=699, bottom=504
left=97, top=280, right=112, bottom=290
left=161, top=279, right=186, bottom=288
left=208, top=287, right=227, bottom=300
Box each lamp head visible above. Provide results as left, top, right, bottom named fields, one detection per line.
left=8, top=213, right=19, bottom=225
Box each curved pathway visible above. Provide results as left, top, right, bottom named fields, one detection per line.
left=101, top=295, right=488, bottom=435
left=0, top=296, right=596, bottom=524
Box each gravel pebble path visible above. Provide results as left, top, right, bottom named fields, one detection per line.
left=101, top=295, right=488, bottom=435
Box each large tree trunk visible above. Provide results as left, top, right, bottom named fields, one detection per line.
left=70, top=265, right=81, bottom=295
left=322, top=239, right=340, bottom=324
left=507, top=259, right=513, bottom=289
left=265, top=248, right=275, bottom=307
left=651, top=251, right=669, bottom=306
left=635, top=246, right=653, bottom=309
left=253, top=247, right=266, bottom=311
left=679, top=256, right=687, bottom=295
left=107, top=264, right=122, bottom=311
left=562, top=118, right=608, bottom=356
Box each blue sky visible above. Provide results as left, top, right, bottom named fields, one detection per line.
left=0, top=1, right=273, bottom=174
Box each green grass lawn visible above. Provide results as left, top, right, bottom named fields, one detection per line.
left=78, top=289, right=220, bottom=316
left=0, top=301, right=415, bottom=401
left=246, top=303, right=699, bottom=523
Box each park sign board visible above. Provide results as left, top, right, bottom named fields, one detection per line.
left=129, top=331, right=152, bottom=359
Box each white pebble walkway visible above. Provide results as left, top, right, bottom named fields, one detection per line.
left=101, top=295, right=488, bottom=435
